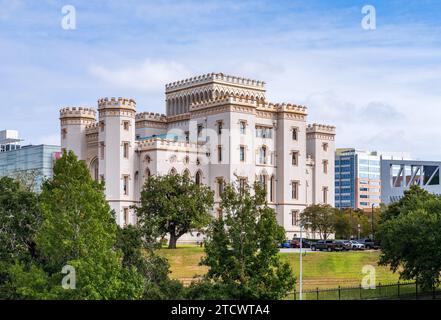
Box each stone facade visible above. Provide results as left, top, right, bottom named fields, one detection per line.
left=60, top=73, right=336, bottom=240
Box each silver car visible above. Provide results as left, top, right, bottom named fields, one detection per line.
left=349, top=240, right=365, bottom=250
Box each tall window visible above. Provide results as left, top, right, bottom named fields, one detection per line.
left=323, top=187, right=328, bottom=204
left=240, top=121, right=246, bottom=134
left=218, top=145, right=222, bottom=163
left=323, top=160, right=328, bottom=174
left=291, top=210, right=299, bottom=226
left=91, top=158, right=99, bottom=181
left=195, top=171, right=202, bottom=185
left=217, top=121, right=223, bottom=135
left=99, top=121, right=105, bottom=132
left=259, top=146, right=267, bottom=164
left=270, top=176, right=275, bottom=202
left=123, top=121, right=130, bottom=131
left=217, top=208, right=223, bottom=220
left=256, top=126, right=273, bottom=139
left=197, top=124, right=203, bottom=137
left=123, top=175, right=129, bottom=196
left=259, top=174, right=267, bottom=194
left=239, top=177, right=247, bottom=191
left=61, top=128, right=67, bottom=139
left=124, top=208, right=130, bottom=226
left=123, top=142, right=129, bottom=159
left=292, top=181, right=299, bottom=200
left=322, top=143, right=328, bottom=151
left=292, top=151, right=299, bottom=166
left=240, top=146, right=245, bottom=162
left=217, top=178, right=224, bottom=198
left=292, top=127, right=298, bottom=141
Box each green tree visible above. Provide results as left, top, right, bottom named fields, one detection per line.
left=7, top=151, right=144, bottom=299
left=300, top=204, right=336, bottom=240
left=115, top=225, right=184, bottom=300
left=136, top=173, right=214, bottom=249
left=188, top=182, right=295, bottom=300
left=333, top=209, right=351, bottom=239
left=0, top=177, right=42, bottom=298
left=377, top=186, right=441, bottom=291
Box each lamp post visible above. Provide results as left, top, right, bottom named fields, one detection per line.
left=357, top=223, right=361, bottom=240
left=299, top=223, right=303, bottom=300
left=371, top=203, right=375, bottom=240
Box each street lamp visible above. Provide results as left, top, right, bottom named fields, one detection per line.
left=299, top=223, right=304, bottom=300
left=371, top=203, right=375, bottom=240
left=357, top=223, right=361, bottom=240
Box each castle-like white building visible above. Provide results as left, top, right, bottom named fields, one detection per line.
left=60, top=73, right=335, bottom=239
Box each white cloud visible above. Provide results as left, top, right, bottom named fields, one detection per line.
left=89, top=59, right=192, bottom=92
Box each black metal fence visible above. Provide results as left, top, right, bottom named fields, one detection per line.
left=289, top=281, right=441, bottom=300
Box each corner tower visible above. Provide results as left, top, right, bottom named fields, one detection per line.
left=60, top=107, right=97, bottom=159
left=98, top=97, right=137, bottom=226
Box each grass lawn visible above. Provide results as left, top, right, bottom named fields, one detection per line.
left=158, top=245, right=401, bottom=290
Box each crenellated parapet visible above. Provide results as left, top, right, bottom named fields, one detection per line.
left=60, top=107, right=96, bottom=125
left=85, top=123, right=99, bottom=135
left=137, top=137, right=208, bottom=154
left=136, top=112, right=168, bottom=129
left=98, top=97, right=136, bottom=118
left=165, top=72, right=266, bottom=92
left=306, top=123, right=336, bottom=140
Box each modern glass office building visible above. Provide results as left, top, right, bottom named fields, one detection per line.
left=0, top=137, right=61, bottom=191
left=335, top=149, right=409, bottom=210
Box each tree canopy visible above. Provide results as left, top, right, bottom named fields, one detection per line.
left=135, top=173, right=214, bottom=249
left=187, top=182, right=295, bottom=300
left=377, top=186, right=441, bottom=290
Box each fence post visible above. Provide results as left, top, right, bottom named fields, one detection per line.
left=338, top=286, right=341, bottom=300
left=433, top=285, right=436, bottom=300
left=416, top=279, right=418, bottom=300
left=379, top=282, right=382, bottom=297
left=316, top=287, right=319, bottom=300
left=359, top=284, right=362, bottom=300
left=397, top=281, right=400, bottom=297
left=294, top=288, right=296, bottom=301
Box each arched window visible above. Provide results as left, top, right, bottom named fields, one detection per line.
left=259, top=174, right=267, bottom=194
left=170, top=168, right=177, bottom=175
left=183, top=169, right=190, bottom=178
left=90, top=158, right=99, bottom=181
left=145, top=155, right=151, bottom=163
left=270, top=175, right=275, bottom=202
left=195, top=171, right=202, bottom=185
left=145, top=168, right=151, bottom=178
left=259, top=146, right=267, bottom=164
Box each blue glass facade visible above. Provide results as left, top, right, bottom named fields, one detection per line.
left=335, top=153, right=356, bottom=208
left=0, top=145, right=61, bottom=190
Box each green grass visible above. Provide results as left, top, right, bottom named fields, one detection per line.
left=158, top=245, right=401, bottom=290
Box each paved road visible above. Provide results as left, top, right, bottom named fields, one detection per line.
left=279, top=248, right=313, bottom=253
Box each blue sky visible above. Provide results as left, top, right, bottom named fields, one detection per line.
left=1, top=0, right=441, bottom=159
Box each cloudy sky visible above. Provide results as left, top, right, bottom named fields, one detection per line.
left=1, top=0, right=440, bottom=159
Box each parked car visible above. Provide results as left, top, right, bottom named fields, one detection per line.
left=279, top=241, right=291, bottom=248
left=335, top=240, right=352, bottom=251
left=357, top=238, right=381, bottom=250
left=310, top=240, right=345, bottom=252
left=349, top=240, right=365, bottom=250
left=290, top=238, right=311, bottom=248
